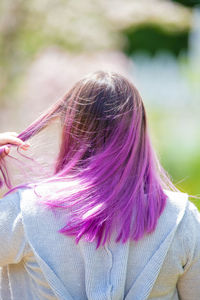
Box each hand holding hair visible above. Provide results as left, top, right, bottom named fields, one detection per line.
left=0, top=132, right=30, bottom=158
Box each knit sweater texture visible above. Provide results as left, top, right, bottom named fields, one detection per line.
left=0, top=188, right=200, bottom=300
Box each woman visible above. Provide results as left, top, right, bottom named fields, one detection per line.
left=0, top=71, right=200, bottom=300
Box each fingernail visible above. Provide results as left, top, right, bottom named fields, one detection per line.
left=4, top=147, right=10, bottom=154
left=20, top=143, right=30, bottom=148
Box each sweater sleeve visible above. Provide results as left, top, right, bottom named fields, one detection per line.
left=0, top=190, right=28, bottom=267
left=177, top=201, right=200, bottom=300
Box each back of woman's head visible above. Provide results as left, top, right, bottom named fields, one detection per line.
left=56, top=71, right=146, bottom=174
left=0, top=70, right=176, bottom=248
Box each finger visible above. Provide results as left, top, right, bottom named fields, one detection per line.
left=6, top=132, right=18, bottom=136
left=5, top=136, right=26, bottom=147
left=1, top=132, right=19, bottom=138
left=0, top=134, right=22, bottom=146
left=10, top=132, right=19, bottom=137
left=19, top=143, right=30, bottom=150
left=0, top=146, right=10, bottom=159
left=4, top=146, right=10, bottom=155
left=0, top=133, right=30, bottom=148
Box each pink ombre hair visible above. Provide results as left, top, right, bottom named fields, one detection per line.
left=0, top=71, right=177, bottom=247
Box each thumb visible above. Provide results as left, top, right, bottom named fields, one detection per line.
left=4, top=146, right=10, bottom=155
left=0, top=146, right=10, bottom=159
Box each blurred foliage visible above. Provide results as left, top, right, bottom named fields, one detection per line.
left=122, top=24, right=189, bottom=57
left=132, top=49, right=200, bottom=208
left=172, top=0, right=200, bottom=7
left=150, top=110, right=200, bottom=209
left=0, top=0, right=193, bottom=101
left=0, top=0, right=199, bottom=208
left=0, top=0, right=118, bottom=100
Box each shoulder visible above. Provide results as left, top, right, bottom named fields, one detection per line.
left=156, top=189, right=189, bottom=232
left=163, top=189, right=200, bottom=233
left=0, top=187, right=46, bottom=222
left=164, top=189, right=188, bottom=212
left=166, top=191, right=200, bottom=268
left=0, top=189, right=21, bottom=215
left=18, top=186, right=66, bottom=233
left=164, top=189, right=200, bottom=227
left=156, top=190, right=200, bottom=269
left=178, top=199, right=200, bottom=246
left=0, top=189, right=31, bottom=266
left=155, top=190, right=200, bottom=250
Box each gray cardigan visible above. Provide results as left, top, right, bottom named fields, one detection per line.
left=0, top=188, right=200, bottom=300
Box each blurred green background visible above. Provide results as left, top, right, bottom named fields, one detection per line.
left=0, top=0, right=200, bottom=207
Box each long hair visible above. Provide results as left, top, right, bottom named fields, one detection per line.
left=0, top=71, right=177, bottom=247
